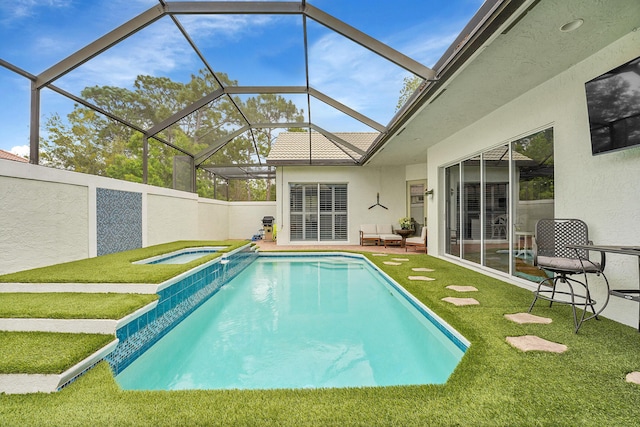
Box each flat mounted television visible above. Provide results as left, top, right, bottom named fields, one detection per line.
left=585, top=55, right=640, bottom=155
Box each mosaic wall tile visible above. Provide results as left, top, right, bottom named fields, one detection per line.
left=96, top=188, right=142, bottom=256
left=106, top=247, right=258, bottom=375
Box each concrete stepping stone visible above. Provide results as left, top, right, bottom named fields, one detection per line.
left=504, top=313, right=552, bottom=324
left=506, top=335, right=567, bottom=353
left=372, top=253, right=388, bottom=257
left=412, top=267, right=434, bottom=272
left=383, top=261, right=402, bottom=266
left=442, top=297, right=479, bottom=306
left=408, top=276, right=435, bottom=281
left=626, top=372, right=640, bottom=384
left=392, top=258, right=409, bottom=261
left=446, top=285, right=478, bottom=292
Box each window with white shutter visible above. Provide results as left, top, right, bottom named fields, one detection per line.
left=290, top=183, right=347, bottom=241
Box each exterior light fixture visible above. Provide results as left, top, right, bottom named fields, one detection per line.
left=560, top=18, right=584, bottom=32
left=425, top=189, right=434, bottom=197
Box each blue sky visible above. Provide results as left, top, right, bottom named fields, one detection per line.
left=0, top=0, right=482, bottom=156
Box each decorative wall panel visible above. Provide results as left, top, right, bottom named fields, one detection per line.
left=96, top=188, right=142, bottom=256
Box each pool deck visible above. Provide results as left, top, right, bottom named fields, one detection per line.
left=255, top=240, right=422, bottom=255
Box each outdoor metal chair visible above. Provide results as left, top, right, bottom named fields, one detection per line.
left=528, top=218, right=609, bottom=333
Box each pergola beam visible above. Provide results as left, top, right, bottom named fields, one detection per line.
left=225, top=86, right=307, bottom=94
left=165, top=1, right=303, bottom=15
left=45, top=84, right=188, bottom=156
left=308, top=88, right=385, bottom=132
left=303, top=4, right=435, bottom=80
left=36, top=5, right=165, bottom=88
left=194, top=126, right=250, bottom=165
left=146, top=87, right=225, bottom=137
left=309, top=124, right=365, bottom=156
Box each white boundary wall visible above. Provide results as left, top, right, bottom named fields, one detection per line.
left=426, top=31, right=640, bottom=327
left=0, top=160, right=274, bottom=275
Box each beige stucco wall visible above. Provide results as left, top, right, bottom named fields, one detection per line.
left=275, top=165, right=406, bottom=245
left=197, top=199, right=231, bottom=240
left=228, top=201, right=277, bottom=240
left=426, top=31, right=640, bottom=327
left=0, top=160, right=274, bottom=275
left=146, top=194, right=200, bottom=246
left=0, top=173, right=89, bottom=274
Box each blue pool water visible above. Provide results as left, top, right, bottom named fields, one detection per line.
left=134, top=247, right=226, bottom=265
left=116, top=255, right=467, bottom=390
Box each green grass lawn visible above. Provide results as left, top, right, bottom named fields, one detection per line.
left=2, top=252, right=640, bottom=426
left=0, top=240, right=248, bottom=284
left=0, top=332, right=115, bottom=374
left=0, top=293, right=157, bottom=319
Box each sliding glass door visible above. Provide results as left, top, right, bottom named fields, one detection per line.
left=444, top=128, right=554, bottom=282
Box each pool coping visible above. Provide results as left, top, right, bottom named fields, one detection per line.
left=132, top=246, right=228, bottom=265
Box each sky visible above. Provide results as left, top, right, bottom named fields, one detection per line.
left=0, top=0, right=483, bottom=157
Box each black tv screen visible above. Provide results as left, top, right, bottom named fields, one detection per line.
left=585, top=55, right=640, bottom=155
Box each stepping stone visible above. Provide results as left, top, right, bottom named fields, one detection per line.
left=372, top=253, right=387, bottom=257
left=412, top=267, right=434, bottom=272
left=408, top=276, right=435, bottom=281
left=442, top=297, right=479, bottom=306
left=446, top=285, right=478, bottom=292
left=383, top=261, right=402, bottom=266
left=626, top=372, right=640, bottom=385
left=506, top=335, right=567, bottom=353
left=504, top=313, right=552, bottom=324
left=392, top=258, right=409, bottom=262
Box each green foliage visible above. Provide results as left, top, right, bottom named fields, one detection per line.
left=0, top=293, right=157, bottom=319
left=41, top=70, right=304, bottom=201
left=396, top=75, right=423, bottom=112
left=2, top=253, right=640, bottom=425
left=0, top=332, right=114, bottom=374
left=0, top=240, right=247, bottom=284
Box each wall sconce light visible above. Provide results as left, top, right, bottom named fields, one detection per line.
left=425, top=189, right=434, bottom=197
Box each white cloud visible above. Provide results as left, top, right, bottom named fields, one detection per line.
left=307, top=32, right=412, bottom=126
left=10, top=145, right=30, bottom=157
left=1, top=0, right=71, bottom=21
left=54, top=19, right=197, bottom=91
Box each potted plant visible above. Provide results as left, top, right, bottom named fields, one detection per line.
left=399, top=217, right=412, bottom=230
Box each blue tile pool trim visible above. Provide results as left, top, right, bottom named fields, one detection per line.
left=106, top=245, right=257, bottom=375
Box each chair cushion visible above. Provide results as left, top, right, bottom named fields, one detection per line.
left=380, top=234, right=401, bottom=241
left=361, top=234, right=379, bottom=240
left=360, top=224, right=377, bottom=234
left=377, top=224, right=393, bottom=234
left=537, top=256, right=602, bottom=273
left=405, top=237, right=424, bottom=245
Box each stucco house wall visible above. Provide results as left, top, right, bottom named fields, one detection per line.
left=426, top=31, right=640, bottom=327
left=275, top=165, right=406, bottom=245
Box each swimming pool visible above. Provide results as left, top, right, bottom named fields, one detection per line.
left=133, top=246, right=227, bottom=265
left=115, top=254, right=468, bottom=390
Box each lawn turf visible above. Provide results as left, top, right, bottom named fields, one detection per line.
left=1, top=252, right=640, bottom=425
left=0, top=293, right=157, bottom=319
left=0, top=240, right=248, bottom=284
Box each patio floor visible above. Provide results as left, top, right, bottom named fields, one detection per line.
left=254, top=240, right=420, bottom=255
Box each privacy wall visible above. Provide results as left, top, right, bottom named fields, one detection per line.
left=0, top=161, right=275, bottom=275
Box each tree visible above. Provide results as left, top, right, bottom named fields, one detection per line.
left=396, top=75, right=422, bottom=112
left=40, top=69, right=304, bottom=201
